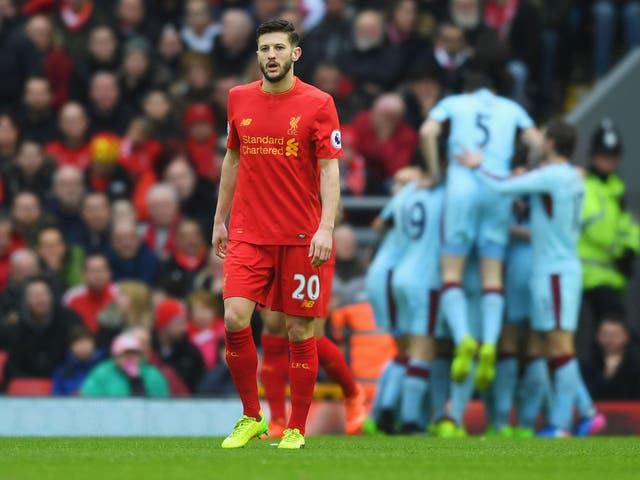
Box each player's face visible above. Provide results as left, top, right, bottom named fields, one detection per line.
left=257, top=32, right=300, bottom=83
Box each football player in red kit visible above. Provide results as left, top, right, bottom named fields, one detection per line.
left=212, top=19, right=341, bottom=449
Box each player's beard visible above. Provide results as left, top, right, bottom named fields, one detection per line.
left=260, top=57, right=293, bottom=84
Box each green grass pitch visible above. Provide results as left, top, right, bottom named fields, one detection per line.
left=1, top=436, right=640, bottom=480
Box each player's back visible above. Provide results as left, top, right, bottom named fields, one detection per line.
left=395, top=185, right=444, bottom=285
left=434, top=89, right=533, bottom=175
left=529, top=163, right=584, bottom=273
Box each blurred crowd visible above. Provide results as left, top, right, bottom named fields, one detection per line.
left=0, top=0, right=638, bottom=399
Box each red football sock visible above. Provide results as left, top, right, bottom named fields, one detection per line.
left=317, top=336, right=358, bottom=398
left=287, top=337, right=318, bottom=435
left=260, top=334, right=289, bottom=421
left=225, top=326, right=261, bottom=420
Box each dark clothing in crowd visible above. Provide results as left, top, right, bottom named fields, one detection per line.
left=581, top=343, right=640, bottom=400
left=155, top=334, right=205, bottom=393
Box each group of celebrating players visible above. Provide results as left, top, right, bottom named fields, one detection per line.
left=366, top=73, right=606, bottom=439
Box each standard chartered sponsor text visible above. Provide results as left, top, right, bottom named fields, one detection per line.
left=242, top=135, right=285, bottom=155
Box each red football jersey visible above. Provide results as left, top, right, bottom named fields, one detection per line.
left=226, top=77, right=343, bottom=245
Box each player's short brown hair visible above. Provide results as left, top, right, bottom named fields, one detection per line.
left=545, top=119, right=577, bottom=159
left=256, top=19, right=300, bottom=47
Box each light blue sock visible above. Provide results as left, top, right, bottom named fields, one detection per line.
left=549, top=357, right=580, bottom=431
left=372, top=359, right=394, bottom=416
left=430, top=357, right=451, bottom=422
left=575, top=371, right=596, bottom=418
left=441, top=287, right=470, bottom=345
left=492, top=357, right=518, bottom=430
left=400, top=360, right=431, bottom=426
left=481, top=292, right=504, bottom=344
left=377, top=358, right=407, bottom=413
left=450, top=362, right=477, bottom=426
left=517, top=358, right=549, bottom=429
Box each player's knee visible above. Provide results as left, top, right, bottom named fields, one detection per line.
left=224, top=304, right=252, bottom=332
left=547, top=330, right=575, bottom=357
left=287, top=318, right=314, bottom=342
left=498, top=326, right=518, bottom=353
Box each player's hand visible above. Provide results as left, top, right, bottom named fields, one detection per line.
left=211, top=222, right=228, bottom=259
left=455, top=148, right=483, bottom=169
left=309, top=226, right=333, bottom=268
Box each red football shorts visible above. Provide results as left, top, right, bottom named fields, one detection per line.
left=223, top=240, right=334, bottom=318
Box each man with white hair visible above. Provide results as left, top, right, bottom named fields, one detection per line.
left=47, top=165, right=85, bottom=244
left=141, top=183, right=181, bottom=260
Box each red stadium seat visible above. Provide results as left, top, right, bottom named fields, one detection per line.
left=7, top=378, right=53, bottom=396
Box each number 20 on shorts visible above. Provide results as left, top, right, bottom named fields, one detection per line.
left=292, top=274, right=320, bottom=301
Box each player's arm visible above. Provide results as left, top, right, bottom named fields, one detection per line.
left=310, top=158, right=340, bottom=268
left=510, top=224, right=530, bottom=241
left=419, top=119, right=442, bottom=183
left=458, top=150, right=550, bottom=195
left=521, top=126, right=544, bottom=164
left=211, top=148, right=240, bottom=258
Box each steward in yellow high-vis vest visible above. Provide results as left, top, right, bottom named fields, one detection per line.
left=579, top=119, right=640, bottom=322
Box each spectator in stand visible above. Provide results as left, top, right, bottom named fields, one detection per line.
left=253, top=0, right=285, bottom=24
left=0, top=113, right=20, bottom=168
left=119, top=37, right=163, bottom=112
left=51, top=325, right=105, bottom=395
left=386, top=0, right=429, bottom=78
left=338, top=9, right=405, bottom=106
left=163, top=156, right=216, bottom=235
left=155, top=218, right=208, bottom=298
left=36, top=225, right=85, bottom=292
left=68, top=25, right=120, bottom=104
left=171, top=52, right=214, bottom=106
left=0, top=8, right=40, bottom=111
left=16, top=77, right=58, bottom=145
left=116, top=0, right=160, bottom=43
left=140, top=184, right=181, bottom=260
left=311, top=61, right=360, bottom=124
left=195, top=338, right=236, bottom=396
left=143, top=89, right=182, bottom=142
left=80, top=332, right=169, bottom=397
left=351, top=93, right=418, bottom=194
left=448, top=0, right=511, bottom=95
left=182, top=103, right=219, bottom=183
left=156, top=24, right=185, bottom=84
left=86, top=133, right=132, bottom=200
left=24, top=15, right=73, bottom=111
left=192, top=247, right=224, bottom=295
left=78, top=192, right=111, bottom=255
left=11, top=191, right=44, bottom=248
left=45, top=102, right=92, bottom=170
left=4, top=141, right=54, bottom=204
left=46, top=166, right=85, bottom=244
left=107, top=218, right=159, bottom=284
left=64, top=254, right=116, bottom=333
left=333, top=224, right=365, bottom=288
left=87, top=72, right=135, bottom=136
left=482, top=0, right=541, bottom=106
left=417, top=22, right=474, bottom=95
left=96, top=280, right=152, bottom=350
left=187, top=290, right=225, bottom=370
left=337, top=126, right=366, bottom=197
left=117, top=117, right=162, bottom=219
left=581, top=318, right=640, bottom=400
left=0, top=249, right=40, bottom=341
left=592, top=0, right=640, bottom=78
left=181, top=0, right=219, bottom=54
left=0, top=217, right=15, bottom=291
left=300, top=0, right=353, bottom=82
left=111, top=199, right=137, bottom=224
left=210, top=8, right=255, bottom=77
left=127, top=324, right=189, bottom=396
left=54, top=0, right=109, bottom=59
left=3, top=276, right=81, bottom=385
left=402, top=66, right=443, bottom=131
left=211, top=75, right=240, bottom=137
left=153, top=297, right=205, bottom=393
